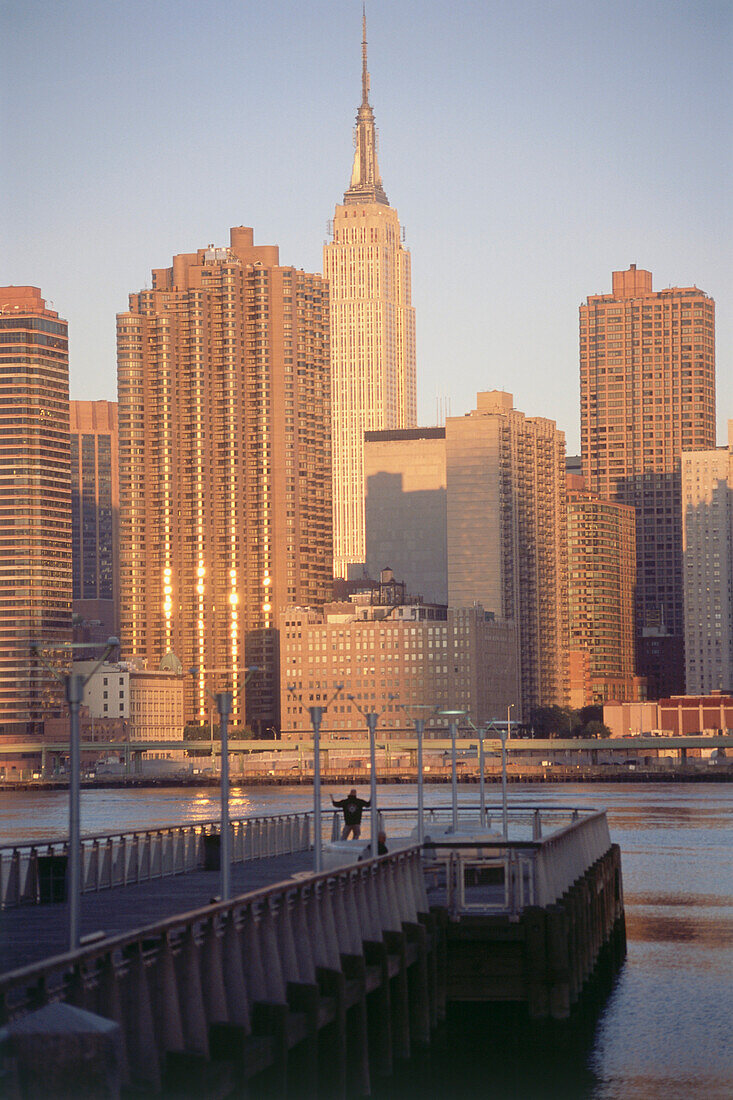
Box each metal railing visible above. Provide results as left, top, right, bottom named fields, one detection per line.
left=0, top=814, right=311, bottom=909
left=1, top=803, right=605, bottom=915
left=424, top=809, right=612, bottom=917
left=0, top=848, right=429, bottom=1091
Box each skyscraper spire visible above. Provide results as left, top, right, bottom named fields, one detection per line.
left=361, top=5, right=369, bottom=107
left=345, top=6, right=388, bottom=205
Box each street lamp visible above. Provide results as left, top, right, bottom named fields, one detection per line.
left=287, top=683, right=343, bottom=873
left=502, top=704, right=516, bottom=839
left=348, top=693, right=398, bottom=857
left=464, top=716, right=490, bottom=829
left=438, top=709, right=466, bottom=833
left=30, top=634, right=119, bottom=951
left=401, top=704, right=439, bottom=844
left=189, top=665, right=259, bottom=901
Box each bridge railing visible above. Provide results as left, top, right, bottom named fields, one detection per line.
left=0, top=847, right=429, bottom=1091
left=0, top=814, right=312, bottom=909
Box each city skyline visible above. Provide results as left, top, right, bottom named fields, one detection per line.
left=2, top=0, right=730, bottom=454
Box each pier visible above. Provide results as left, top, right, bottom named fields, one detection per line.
left=0, top=805, right=625, bottom=1096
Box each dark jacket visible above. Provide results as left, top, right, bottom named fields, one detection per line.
left=331, top=795, right=370, bottom=826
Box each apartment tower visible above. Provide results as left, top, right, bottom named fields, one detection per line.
left=566, top=473, right=638, bottom=706
left=580, top=265, right=715, bottom=694
left=70, top=400, right=119, bottom=643
left=117, top=228, right=332, bottom=731
left=324, top=14, right=416, bottom=578
left=0, top=287, right=71, bottom=734
left=681, top=423, right=733, bottom=694
left=446, top=392, right=569, bottom=718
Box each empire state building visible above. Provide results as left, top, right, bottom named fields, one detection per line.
left=324, top=15, right=416, bottom=579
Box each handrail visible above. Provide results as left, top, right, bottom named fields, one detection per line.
left=0, top=813, right=313, bottom=910
left=0, top=846, right=430, bottom=1092
left=0, top=803, right=595, bottom=855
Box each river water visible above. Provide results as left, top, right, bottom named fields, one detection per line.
left=1, top=782, right=731, bottom=1099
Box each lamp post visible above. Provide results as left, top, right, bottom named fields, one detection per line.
left=502, top=704, right=516, bottom=839
left=31, top=635, right=119, bottom=951
left=190, top=665, right=259, bottom=901
left=287, top=683, right=343, bottom=872
left=439, top=709, right=466, bottom=833
left=464, top=716, right=489, bottom=829
left=401, top=704, right=439, bottom=844
left=348, top=694, right=397, bottom=857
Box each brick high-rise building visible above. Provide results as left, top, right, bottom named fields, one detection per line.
left=580, top=265, right=716, bottom=694
left=566, top=472, right=639, bottom=707
left=324, top=14, right=416, bottom=579
left=280, top=571, right=518, bottom=735
left=681, top=422, right=733, bottom=694
left=117, top=228, right=332, bottom=732
left=0, top=287, right=71, bottom=735
left=70, top=400, right=119, bottom=643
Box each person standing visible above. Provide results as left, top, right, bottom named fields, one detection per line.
left=331, top=789, right=370, bottom=839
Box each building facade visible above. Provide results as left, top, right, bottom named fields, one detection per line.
left=70, top=400, right=119, bottom=642
left=364, top=427, right=448, bottom=604
left=0, top=287, right=71, bottom=735
left=566, top=473, right=639, bottom=706
left=324, top=15, right=416, bottom=579
left=75, top=658, right=185, bottom=747
left=605, top=694, right=733, bottom=737
left=681, top=422, right=733, bottom=694
left=580, top=265, right=716, bottom=694
left=279, top=577, right=518, bottom=735
left=446, top=392, right=569, bottom=719
left=117, top=227, right=332, bottom=732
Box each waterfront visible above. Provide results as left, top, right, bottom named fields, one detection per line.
left=1, top=783, right=731, bottom=1099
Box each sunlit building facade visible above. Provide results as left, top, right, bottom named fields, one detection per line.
left=580, top=265, right=716, bottom=693
left=279, top=573, right=518, bottom=735
left=0, top=287, right=71, bottom=734
left=446, top=392, right=569, bottom=719
left=324, top=15, right=416, bottom=578
left=566, top=473, right=639, bottom=706
left=117, top=228, right=332, bottom=731
left=681, top=423, right=733, bottom=694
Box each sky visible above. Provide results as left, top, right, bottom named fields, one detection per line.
left=2, top=0, right=731, bottom=453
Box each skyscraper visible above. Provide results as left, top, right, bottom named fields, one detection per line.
left=566, top=473, right=638, bottom=706
left=0, top=287, right=71, bottom=734
left=446, top=392, right=569, bottom=718
left=324, top=14, right=416, bottom=578
left=70, top=400, right=119, bottom=643
left=681, top=423, right=733, bottom=694
left=580, top=265, right=716, bottom=694
left=117, top=228, right=332, bottom=732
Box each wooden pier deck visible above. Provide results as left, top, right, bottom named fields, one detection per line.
left=0, top=850, right=314, bottom=974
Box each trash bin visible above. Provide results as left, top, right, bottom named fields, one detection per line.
left=203, top=833, right=221, bottom=871
left=37, top=854, right=68, bottom=903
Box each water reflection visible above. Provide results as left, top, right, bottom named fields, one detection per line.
left=1, top=782, right=731, bottom=1098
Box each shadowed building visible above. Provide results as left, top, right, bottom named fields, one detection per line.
left=580, top=266, right=716, bottom=694
left=0, top=287, right=71, bottom=735
left=117, top=228, right=332, bottom=732
left=363, top=393, right=569, bottom=719
left=324, top=14, right=416, bottom=579
left=70, top=400, right=119, bottom=643
left=364, top=427, right=447, bottom=604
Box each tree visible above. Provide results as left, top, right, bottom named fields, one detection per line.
left=584, top=720, right=612, bottom=739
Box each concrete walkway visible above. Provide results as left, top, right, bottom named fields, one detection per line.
left=0, top=850, right=315, bottom=974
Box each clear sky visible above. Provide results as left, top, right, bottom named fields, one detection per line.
left=2, top=0, right=731, bottom=452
